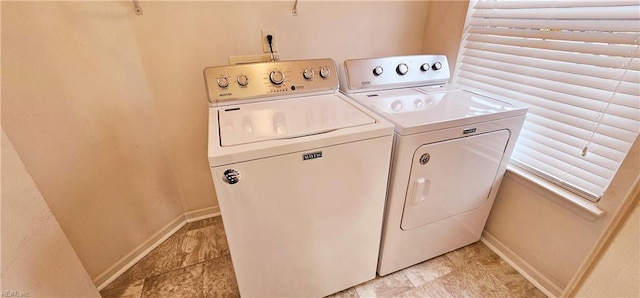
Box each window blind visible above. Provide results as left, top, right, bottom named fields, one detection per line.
left=453, top=0, right=640, bottom=201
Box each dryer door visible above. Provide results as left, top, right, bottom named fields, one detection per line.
left=400, top=130, right=510, bottom=230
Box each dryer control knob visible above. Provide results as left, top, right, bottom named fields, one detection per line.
left=237, top=75, right=249, bottom=86
left=396, top=63, right=409, bottom=75
left=217, top=76, right=230, bottom=88
left=432, top=62, right=443, bottom=71
left=319, top=67, right=331, bottom=78
left=303, top=69, right=315, bottom=80
left=420, top=63, right=430, bottom=72
left=269, top=70, right=285, bottom=85
left=373, top=66, right=384, bottom=76
left=222, top=169, right=241, bottom=184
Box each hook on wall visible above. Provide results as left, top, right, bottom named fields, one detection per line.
left=292, top=0, right=298, bottom=16
left=133, top=0, right=143, bottom=15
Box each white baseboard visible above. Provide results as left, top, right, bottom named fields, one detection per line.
left=481, top=231, right=563, bottom=298
left=94, top=207, right=220, bottom=291
left=184, top=206, right=220, bottom=223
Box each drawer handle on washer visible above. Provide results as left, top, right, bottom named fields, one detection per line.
left=412, top=177, right=430, bottom=205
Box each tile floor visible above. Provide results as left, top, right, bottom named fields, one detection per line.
left=100, top=216, right=546, bottom=298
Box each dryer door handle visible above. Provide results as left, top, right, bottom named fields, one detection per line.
left=412, top=177, right=431, bottom=205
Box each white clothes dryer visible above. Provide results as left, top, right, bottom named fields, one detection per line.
left=205, top=59, right=394, bottom=297
left=339, top=55, right=527, bottom=276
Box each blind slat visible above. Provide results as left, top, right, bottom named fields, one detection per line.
left=511, top=146, right=610, bottom=193
left=467, top=33, right=640, bottom=58
left=517, top=131, right=618, bottom=175
left=473, top=6, right=640, bottom=20
left=520, top=120, right=627, bottom=166
left=514, top=136, right=615, bottom=184
left=475, top=1, right=639, bottom=9
left=463, top=48, right=640, bottom=83
left=460, top=57, right=633, bottom=98
left=468, top=25, right=640, bottom=45
left=464, top=41, right=640, bottom=71
left=468, top=18, right=640, bottom=32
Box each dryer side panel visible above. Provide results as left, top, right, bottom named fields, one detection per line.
left=400, top=130, right=510, bottom=230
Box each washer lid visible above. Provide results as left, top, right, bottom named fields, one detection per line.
left=347, top=88, right=525, bottom=135
left=218, top=94, right=376, bottom=146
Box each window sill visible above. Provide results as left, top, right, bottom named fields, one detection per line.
left=505, top=164, right=606, bottom=222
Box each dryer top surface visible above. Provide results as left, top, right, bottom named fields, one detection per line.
left=345, top=88, right=526, bottom=135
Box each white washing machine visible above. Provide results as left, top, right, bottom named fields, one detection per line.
left=204, top=59, right=394, bottom=297
left=339, top=55, right=527, bottom=276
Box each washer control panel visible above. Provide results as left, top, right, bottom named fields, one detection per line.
left=204, top=59, right=338, bottom=104
left=340, top=55, right=450, bottom=93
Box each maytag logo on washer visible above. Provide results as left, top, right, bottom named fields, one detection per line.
left=303, top=151, right=322, bottom=161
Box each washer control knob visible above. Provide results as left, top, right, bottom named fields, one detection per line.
left=269, top=70, right=285, bottom=85
left=396, top=63, right=409, bottom=75
left=303, top=69, right=315, bottom=80
left=217, top=76, right=229, bottom=88
left=236, top=75, right=249, bottom=86
left=319, top=67, right=330, bottom=78
left=373, top=66, right=384, bottom=76
left=222, top=169, right=241, bottom=184
left=420, top=63, right=430, bottom=71
left=432, top=62, right=443, bottom=71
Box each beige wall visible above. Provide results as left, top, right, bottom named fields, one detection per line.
left=421, top=0, right=469, bottom=74
left=2, top=1, right=186, bottom=280
left=1, top=1, right=430, bottom=283
left=1, top=130, right=100, bottom=297
left=574, top=203, right=639, bottom=297
left=485, top=136, right=640, bottom=296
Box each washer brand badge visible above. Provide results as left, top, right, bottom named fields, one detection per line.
left=219, top=92, right=232, bottom=97
left=463, top=128, right=477, bottom=135
left=303, top=151, right=322, bottom=161
left=361, top=81, right=371, bottom=86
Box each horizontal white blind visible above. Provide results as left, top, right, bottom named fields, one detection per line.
left=454, top=0, right=640, bottom=201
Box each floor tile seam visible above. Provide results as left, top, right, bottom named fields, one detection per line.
left=187, top=251, right=232, bottom=267
left=442, top=254, right=464, bottom=271
left=395, top=270, right=418, bottom=296
left=139, top=260, right=204, bottom=282
left=405, top=278, right=455, bottom=298
left=100, top=275, right=148, bottom=294
left=199, top=259, right=207, bottom=297
left=389, top=284, right=419, bottom=298
left=127, top=245, right=230, bottom=285
left=430, top=278, right=457, bottom=298
left=471, top=262, right=515, bottom=295
left=480, top=263, right=532, bottom=297
left=437, top=260, right=519, bottom=297
left=99, top=279, right=145, bottom=297
left=403, top=268, right=422, bottom=288
left=138, top=276, right=151, bottom=298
